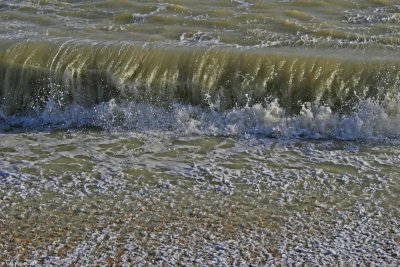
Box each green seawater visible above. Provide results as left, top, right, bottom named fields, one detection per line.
left=0, top=0, right=400, bottom=265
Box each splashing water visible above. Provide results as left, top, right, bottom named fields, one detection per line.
left=1, top=0, right=400, bottom=265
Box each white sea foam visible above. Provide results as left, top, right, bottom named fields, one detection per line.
left=179, top=32, right=221, bottom=46
left=132, top=2, right=167, bottom=23
left=2, top=96, right=400, bottom=141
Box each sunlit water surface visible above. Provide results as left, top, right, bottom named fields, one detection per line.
left=1, top=0, right=400, bottom=265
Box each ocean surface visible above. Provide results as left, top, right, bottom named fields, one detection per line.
left=1, top=0, right=400, bottom=265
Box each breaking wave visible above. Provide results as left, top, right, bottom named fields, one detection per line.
left=1, top=39, right=400, bottom=141
left=2, top=95, right=400, bottom=141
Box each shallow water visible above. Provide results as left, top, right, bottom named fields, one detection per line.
left=1, top=0, right=400, bottom=265
left=1, top=130, right=400, bottom=264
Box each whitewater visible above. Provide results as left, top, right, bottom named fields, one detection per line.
left=0, top=0, right=399, bottom=265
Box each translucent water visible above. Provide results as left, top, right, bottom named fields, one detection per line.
left=1, top=0, right=400, bottom=265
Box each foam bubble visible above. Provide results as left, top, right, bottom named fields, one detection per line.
left=179, top=32, right=221, bottom=46
left=2, top=96, right=400, bottom=141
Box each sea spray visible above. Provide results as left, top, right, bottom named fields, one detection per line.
left=2, top=96, right=400, bottom=141
left=1, top=0, right=400, bottom=265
